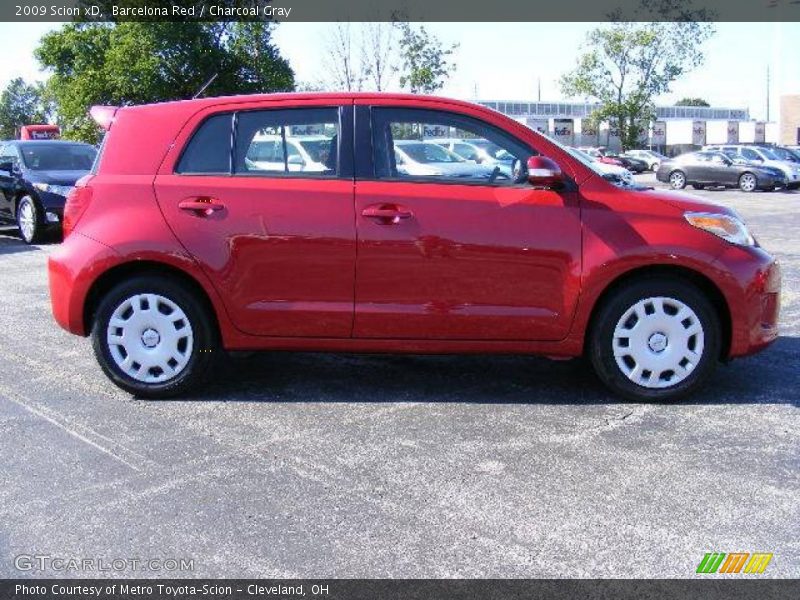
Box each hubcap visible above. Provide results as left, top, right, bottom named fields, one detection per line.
left=741, top=174, right=755, bottom=191
left=670, top=172, right=684, bottom=188
left=18, top=201, right=35, bottom=242
left=106, top=293, right=194, bottom=384
left=613, top=297, right=704, bottom=389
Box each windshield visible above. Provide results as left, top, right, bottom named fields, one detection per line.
left=20, top=144, right=96, bottom=171
left=769, top=147, right=799, bottom=162
left=400, top=142, right=464, bottom=163
left=757, top=147, right=779, bottom=160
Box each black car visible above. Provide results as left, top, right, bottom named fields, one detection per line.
left=607, top=152, right=647, bottom=173
left=655, top=151, right=786, bottom=192
left=0, top=140, right=96, bottom=243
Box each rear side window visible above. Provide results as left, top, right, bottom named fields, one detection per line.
left=234, top=107, right=339, bottom=177
left=176, top=113, right=233, bottom=174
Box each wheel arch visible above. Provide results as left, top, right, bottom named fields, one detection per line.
left=583, top=264, right=732, bottom=360
left=83, top=260, right=221, bottom=339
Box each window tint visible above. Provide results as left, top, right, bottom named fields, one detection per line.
left=234, top=108, right=339, bottom=177
left=741, top=148, right=760, bottom=160
left=371, top=107, right=533, bottom=184
left=176, top=113, right=233, bottom=174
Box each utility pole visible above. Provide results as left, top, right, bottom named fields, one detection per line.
left=766, top=65, right=770, bottom=121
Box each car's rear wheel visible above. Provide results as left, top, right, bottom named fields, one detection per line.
left=589, top=278, right=720, bottom=402
left=91, top=275, right=218, bottom=398
left=669, top=170, right=686, bottom=189
left=738, top=172, right=757, bottom=192
left=16, top=196, right=43, bottom=244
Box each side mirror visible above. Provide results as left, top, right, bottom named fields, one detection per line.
left=525, top=155, right=564, bottom=188
left=0, top=161, right=14, bottom=174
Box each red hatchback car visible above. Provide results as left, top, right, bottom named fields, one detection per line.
left=48, top=93, right=780, bottom=401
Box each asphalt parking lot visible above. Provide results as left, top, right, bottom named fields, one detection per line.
left=0, top=172, right=798, bottom=578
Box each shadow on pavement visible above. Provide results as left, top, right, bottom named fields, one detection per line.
left=0, top=230, right=40, bottom=254
left=173, top=336, right=799, bottom=407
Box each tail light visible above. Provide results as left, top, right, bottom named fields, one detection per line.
left=63, top=176, right=93, bottom=238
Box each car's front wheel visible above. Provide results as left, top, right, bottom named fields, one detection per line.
left=669, top=170, right=686, bottom=189
left=589, top=278, right=720, bottom=402
left=738, top=172, right=757, bottom=192
left=91, top=275, right=218, bottom=398
left=16, top=196, right=43, bottom=244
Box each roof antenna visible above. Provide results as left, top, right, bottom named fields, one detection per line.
left=192, top=73, right=218, bottom=99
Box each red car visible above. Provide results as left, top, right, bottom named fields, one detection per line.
left=48, top=93, right=780, bottom=401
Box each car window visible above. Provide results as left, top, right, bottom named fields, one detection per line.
left=235, top=108, right=338, bottom=177
left=19, top=144, right=96, bottom=171
left=176, top=113, right=233, bottom=174
left=371, top=107, right=533, bottom=184
left=741, top=148, right=761, bottom=161
left=453, top=143, right=480, bottom=162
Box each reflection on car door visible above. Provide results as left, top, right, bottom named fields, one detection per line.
left=353, top=103, right=582, bottom=341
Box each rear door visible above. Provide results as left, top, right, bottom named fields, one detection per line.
left=154, top=100, right=357, bottom=338
left=352, top=102, right=582, bottom=341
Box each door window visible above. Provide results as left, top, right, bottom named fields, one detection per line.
left=235, top=108, right=340, bottom=177
left=741, top=148, right=761, bottom=161
left=176, top=113, right=233, bottom=174
left=371, top=107, right=533, bottom=185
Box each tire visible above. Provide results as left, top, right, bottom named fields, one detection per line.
left=91, top=275, right=218, bottom=398
left=668, top=170, right=686, bottom=189
left=16, top=196, right=43, bottom=244
left=738, top=172, right=757, bottom=192
left=589, top=278, right=720, bottom=402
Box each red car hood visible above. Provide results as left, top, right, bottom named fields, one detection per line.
left=641, top=189, right=737, bottom=217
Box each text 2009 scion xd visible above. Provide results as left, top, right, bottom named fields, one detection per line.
left=48, top=93, right=780, bottom=401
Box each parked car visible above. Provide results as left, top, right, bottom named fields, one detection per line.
left=606, top=152, right=647, bottom=173
left=762, top=145, right=800, bottom=164
left=433, top=138, right=515, bottom=177
left=568, top=147, right=634, bottom=186
left=49, top=94, right=780, bottom=403
left=622, top=149, right=666, bottom=171
left=393, top=140, right=503, bottom=180
left=703, top=144, right=800, bottom=189
left=0, top=140, right=97, bottom=243
left=656, top=151, right=786, bottom=191
left=577, top=147, right=625, bottom=167
left=244, top=134, right=335, bottom=173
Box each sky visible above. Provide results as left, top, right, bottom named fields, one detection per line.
left=1, top=21, right=798, bottom=121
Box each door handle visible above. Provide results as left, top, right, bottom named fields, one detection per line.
left=361, top=204, right=413, bottom=224
left=178, top=198, right=225, bottom=216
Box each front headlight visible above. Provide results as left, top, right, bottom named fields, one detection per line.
left=33, top=182, right=74, bottom=197
left=685, top=212, right=755, bottom=247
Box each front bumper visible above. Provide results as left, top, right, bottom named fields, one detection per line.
left=713, top=245, right=780, bottom=358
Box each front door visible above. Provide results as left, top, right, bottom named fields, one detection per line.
left=154, top=103, right=356, bottom=338
left=353, top=105, right=582, bottom=341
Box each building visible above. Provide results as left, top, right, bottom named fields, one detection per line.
left=478, top=100, right=777, bottom=153
left=780, top=94, right=800, bottom=145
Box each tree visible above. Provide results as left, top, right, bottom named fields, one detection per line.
left=560, top=3, right=713, bottom=150
left=35, top=22, right=294, bottom=142
left=361, top=22, right=398, bottom=92
left=675, top=97, right=710, bottom=107
left=395, top=23, right=458, bottom=94
left=0, top=78, right=50, bottom=139
left=322, top=23, right=365, bottom=91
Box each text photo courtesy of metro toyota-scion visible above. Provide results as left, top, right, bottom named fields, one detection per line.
left=0, top=1, right=798, bottom=596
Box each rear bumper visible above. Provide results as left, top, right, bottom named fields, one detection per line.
left=713, top=245, right=780, bottom=358
left=48, top=233, right=118, bottom=336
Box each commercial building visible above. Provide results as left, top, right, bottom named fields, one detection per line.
left=780, top=94, right=800, bottom=145
left=478, top=100, right=778, bottom=153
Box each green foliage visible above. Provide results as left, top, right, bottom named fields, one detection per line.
left=560, top=3, right=714, bottom=150
left=35, top=22, right=294, bottom=143
left=675, top=97, right=711, bottom=107
left=0, top=78, right=50, bottom=139
left=396, top=23, right=458, bottom=95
